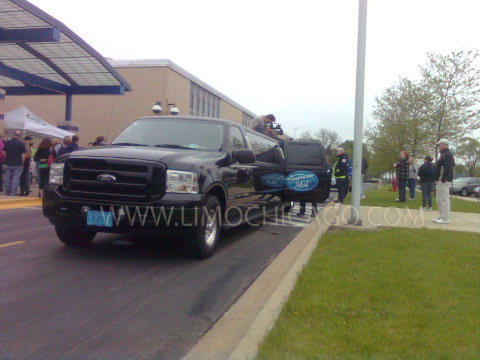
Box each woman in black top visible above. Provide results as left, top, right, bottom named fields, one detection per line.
left=418, top=156, right=435, bottom=210
left=34, top=137, right=52, bottom=198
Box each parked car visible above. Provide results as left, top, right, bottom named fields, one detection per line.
left=43, top=116, right=331, bottom=258
left=366, top=178, right=380, bottom=183
left=473, top=186, right=480, bottom=198
left=451, top=177, right=480, bottom=196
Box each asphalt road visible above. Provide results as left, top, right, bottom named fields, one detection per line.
left=0, top=206, right=308, bottom=360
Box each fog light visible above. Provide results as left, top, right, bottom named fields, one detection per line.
left=81, top=206, right=91, bottom=214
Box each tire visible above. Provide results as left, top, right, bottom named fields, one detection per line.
left=55, top=225, right=96, bottom=246
left=187, top=195, right=221, bottom=259
left=461, top=188, right=468, bottom=197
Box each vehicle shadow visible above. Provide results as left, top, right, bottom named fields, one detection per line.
left=52, top=223, right=264, bottom=265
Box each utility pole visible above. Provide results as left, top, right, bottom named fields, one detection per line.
left=349, top=0, right=368, bottom=225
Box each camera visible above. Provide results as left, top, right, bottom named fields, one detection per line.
left=266, top=122, right=283, bottom=136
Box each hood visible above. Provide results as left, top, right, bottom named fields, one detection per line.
left=67, top=145, right=225, bottom=170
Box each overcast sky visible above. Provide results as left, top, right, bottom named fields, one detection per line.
left=30, top=0, right=480, bottom=141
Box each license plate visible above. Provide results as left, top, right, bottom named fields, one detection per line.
left=87, top=210, right=113, bottom=227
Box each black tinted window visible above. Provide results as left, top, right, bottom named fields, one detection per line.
left=230, top=127, right=246, bottom=150
left=285, top=143, right=325, bottom=166
left=245, top=131, right=279, bottom=164
left=112, top=118, right=225, bottom=151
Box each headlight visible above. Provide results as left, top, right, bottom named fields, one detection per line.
left=166, top=170, right=198, bottom=194
left=49, top=163, right=65, bottom=185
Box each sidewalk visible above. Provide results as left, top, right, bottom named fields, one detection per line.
left=452, top=195, right=480, bottom=203
left=334, top=205, right=480, bottom=233
left=0, top=184, right=42, bottom=209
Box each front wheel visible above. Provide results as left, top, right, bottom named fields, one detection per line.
left=55, top=225, right=96, bottom=246
left=187, top=195, right=221, bottom=259
left=461, top=188, right=468, bottom=197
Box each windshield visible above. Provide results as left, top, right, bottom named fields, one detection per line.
left=112, top=118, right=225, bottom=152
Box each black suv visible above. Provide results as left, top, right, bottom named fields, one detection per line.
left=43, top=116, right=331, bottom=258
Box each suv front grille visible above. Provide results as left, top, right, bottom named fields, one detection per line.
left=62, top=158, right=165, bottom=203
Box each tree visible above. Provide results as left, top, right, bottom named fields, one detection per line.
left=316, top=128, right=340, bottom=152
left=421, top=50, right=480, bottom=158
left=455, top=137, right=480, bottom=177
left=297, top=130, right=315, bottom=141
left=365, top=78, right=432, bottom=180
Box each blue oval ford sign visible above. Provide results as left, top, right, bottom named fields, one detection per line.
left=260, top=173, right=286, bottom=188
left=285, top=171, right=318, bottom=192
left=97, top=174, right=117, bottom=183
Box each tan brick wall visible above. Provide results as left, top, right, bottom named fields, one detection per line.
left=219, top=100, right=243, bottom=124
left=165, top=68, right=190, bottom=116
left=3, top=66, right=247, bottom=145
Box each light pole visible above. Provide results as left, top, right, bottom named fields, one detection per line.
left=294, top=127, right=298, bottom=139
left=349, top=0, right=368, bottom=225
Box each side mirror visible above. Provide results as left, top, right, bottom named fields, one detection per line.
left=232, top=149, right=255, bottom=164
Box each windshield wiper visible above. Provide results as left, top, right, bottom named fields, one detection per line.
left=112, top=142, right=148, bottom=147
left=154, top=144, right=194, bottom=150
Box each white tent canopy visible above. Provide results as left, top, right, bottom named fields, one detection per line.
left=3, top=106, right=75, bottom=139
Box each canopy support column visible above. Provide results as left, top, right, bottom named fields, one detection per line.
left=65, top=93, right=72, bottom=121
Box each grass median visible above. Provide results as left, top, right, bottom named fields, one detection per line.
left=343, top=185, right=480, bottom=214
left=257, top=228, right=480, bottom=360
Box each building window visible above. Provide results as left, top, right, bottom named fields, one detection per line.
left=189, top=82, right=220, bottom=118
left=242, top=113, right=253, bottom=127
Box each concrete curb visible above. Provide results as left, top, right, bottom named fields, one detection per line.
left=183, top=203, right=336, bottom=360
left=0, top=198, right=42, bottom=210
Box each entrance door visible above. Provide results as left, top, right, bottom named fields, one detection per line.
left=282, top=141, right=331, bottom=203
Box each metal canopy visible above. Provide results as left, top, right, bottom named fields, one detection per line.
left=0, top=0, right=131, bottom=96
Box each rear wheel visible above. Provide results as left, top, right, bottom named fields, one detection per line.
left=461, top=187, right=468, bottom=197
left=55, top=225, right=96, bottom=246
left=187, top=195, right=221, bottom=259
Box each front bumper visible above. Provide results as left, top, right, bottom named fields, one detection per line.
left=43, top=184, right=205, bottom=233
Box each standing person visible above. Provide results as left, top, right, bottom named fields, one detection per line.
left=394, top=151, right=409, bottom=202
left=418, top=156, right=435, bottom=211
left=0, top=134, right=5, bottom=192
left=248, top=114, right=276, bottom=136
left=408, top=157, right=418, bottom=200
left=53, top=137, right=66, bottom=157
left=433, top=139, right=455, bottom=224
left=2, top=130, right=26, bottom=196
left=68, top=135, right=79, bottom=152
left=19, top=136, right=33, bottom=196
left=57, top=136, right=71, bottom=156
left=92, top=135, right=108, bottom=146
left=34, top=137, right=52, bottom=198
left=361, top=156, right=368, bottom=199
left=333, top=147, right=349, bottom=203
left=298, top=201, right=318, bottom=217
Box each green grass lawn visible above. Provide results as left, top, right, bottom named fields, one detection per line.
left=257, top=228, right=480, bottom=360
left=342, top=185, right=480, bottom=214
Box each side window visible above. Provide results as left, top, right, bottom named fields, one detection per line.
left=245, top=131, right=279, bottom=164
left=230, top=127, right=247, bottom=151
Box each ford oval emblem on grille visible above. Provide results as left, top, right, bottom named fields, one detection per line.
left=97, top=174, right=117, bottom=183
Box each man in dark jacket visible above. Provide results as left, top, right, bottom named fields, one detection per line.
left=394, top=151, right=409, bottom=202
left=2, top=130, right=26, bottom=196
left=333, top=147, right=349, bottom=203
left=418, top=156, right=435, bottom=210
left=433, top=139, right=455, bottom=224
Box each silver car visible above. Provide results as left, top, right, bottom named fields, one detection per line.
left=452, top=177, right=480, bottom=196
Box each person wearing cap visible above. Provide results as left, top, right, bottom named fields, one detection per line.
left=433, top=139, right=455, bottom=224
left=2, top=130, right=26, bottom=196
left=333, top=147, right=349, bottom=203
left=418, top=155, right=435, bottom=211
left=249, top=114, right=276, bottom=137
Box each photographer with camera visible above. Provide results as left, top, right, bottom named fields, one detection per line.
left=249, top=114, right=277, bottom=138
